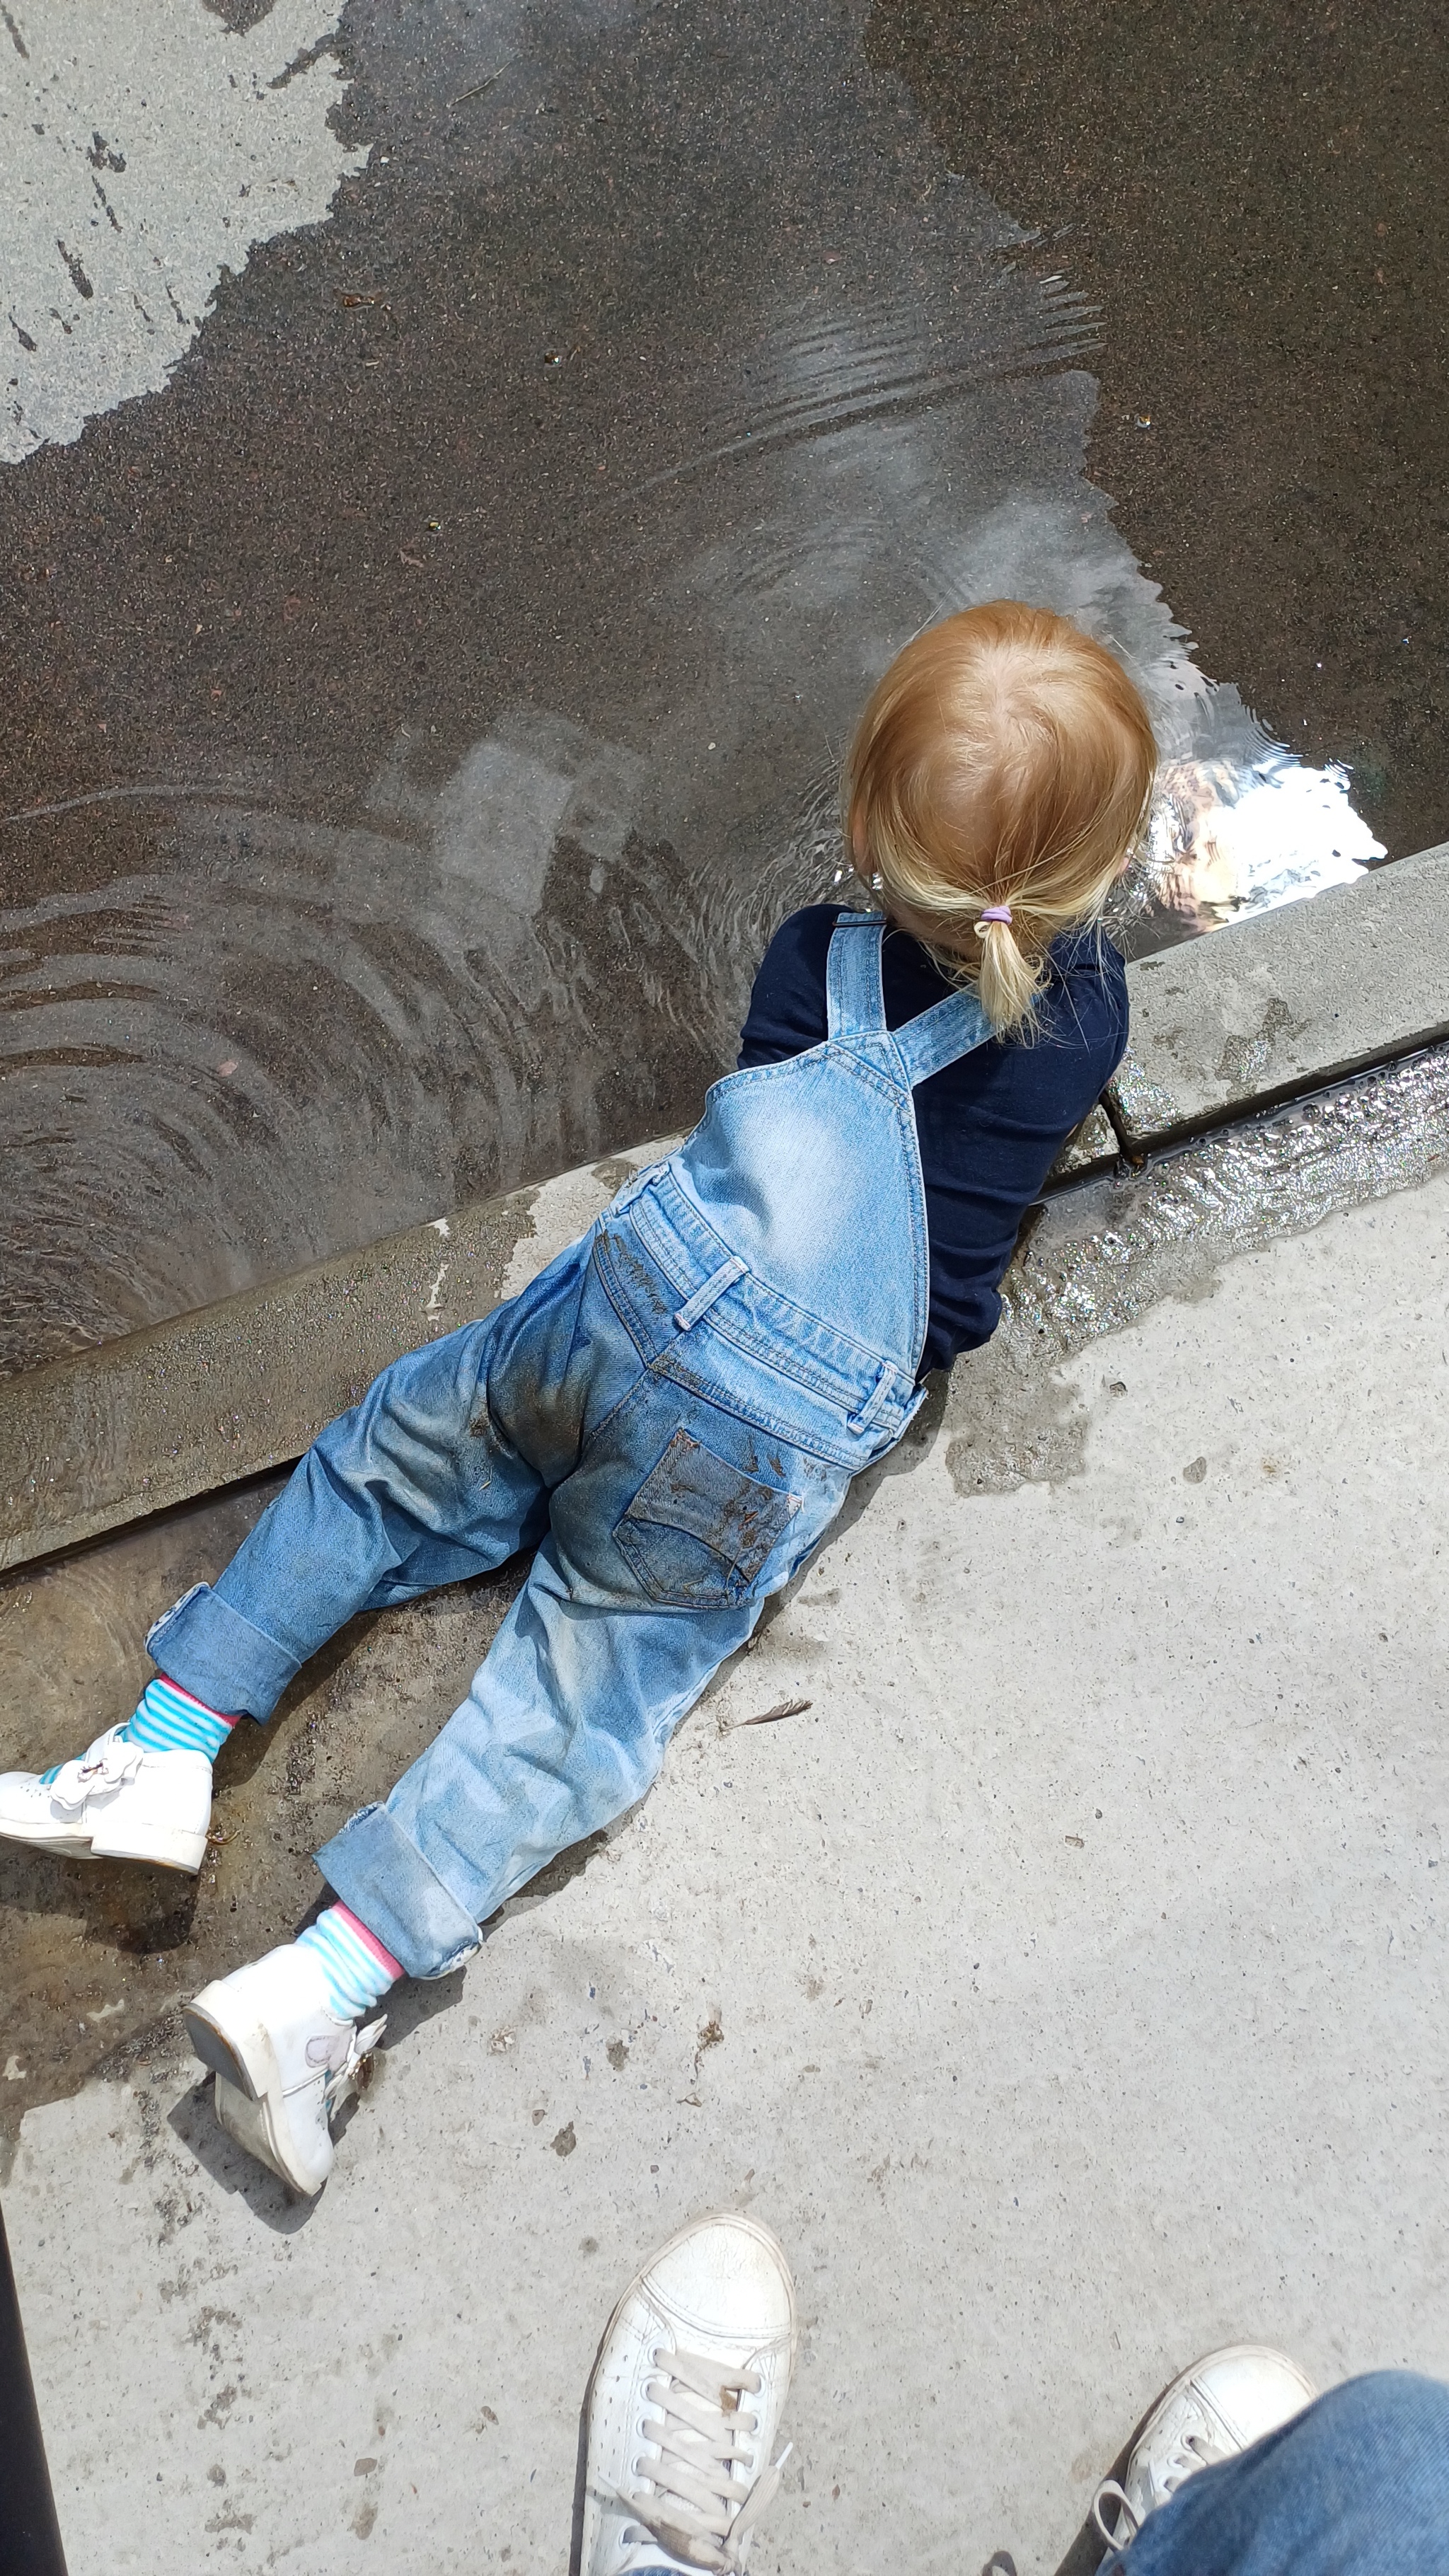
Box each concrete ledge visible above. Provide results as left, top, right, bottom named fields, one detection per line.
left=1107, top=842, right=1449, bottom=1150
left=0, top=1144, right=671, bottom=1576
left=0, top=1116, right=1109, bottom=1576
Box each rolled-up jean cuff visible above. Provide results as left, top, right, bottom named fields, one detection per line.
left=314, top=1803, right=482, bottom=1980
left=145, top=1583, right=301, bottom=1721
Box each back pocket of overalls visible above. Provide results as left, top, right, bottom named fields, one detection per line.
left=615, top=1430, right=800, bottom=1610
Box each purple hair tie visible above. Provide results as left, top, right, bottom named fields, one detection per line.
left=977, top=904, right=1013, bottom=929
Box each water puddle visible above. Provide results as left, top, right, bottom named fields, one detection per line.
left=0, top=0, right=1384, bottom=1377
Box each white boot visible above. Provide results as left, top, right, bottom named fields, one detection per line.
left=1092, top=2344, right=1318, bottom=2552
left=184, top=1944, right=386, bottom=2197
left=0, top=1727, right=211, bottom=1872
left=582, top=2210, right=797, bottom=2575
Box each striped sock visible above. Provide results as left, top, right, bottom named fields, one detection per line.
left=40, top=1673, right=238, bottom=1784
left=124, top=1675, right=238, bottom=1762
left=296, top=1903, right=402, bottom=2020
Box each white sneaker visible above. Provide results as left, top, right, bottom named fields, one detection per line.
left=582, top=2210, right=797, bottom=2575
left=1092, top=2343, right=1318, bottom=2553
left=183, top=1943, right=386, bottom=2197
left=0, top=1727, right=212, bottom=1873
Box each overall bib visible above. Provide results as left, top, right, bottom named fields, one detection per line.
left=149, top=918, right=991, bottom=1976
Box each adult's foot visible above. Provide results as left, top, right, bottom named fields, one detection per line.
left=1092, top=2343, right=1318, bottom=2551
left=582, top=2210, right=797, bottom=2574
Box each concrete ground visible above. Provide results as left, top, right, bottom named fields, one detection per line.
left=5, top=5, right=1446, bottom=2565
left=8, top=1120, right=1448, bottom=2573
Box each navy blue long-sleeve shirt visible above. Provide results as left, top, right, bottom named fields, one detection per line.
left=737, top=905, right=1128, bottom=1374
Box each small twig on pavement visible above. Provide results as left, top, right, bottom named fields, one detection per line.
left=450, top=62, right=512, bottom=105
left=727, top=1696, right=812, bottom=1732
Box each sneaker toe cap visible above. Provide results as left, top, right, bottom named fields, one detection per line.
left=1194, top=2346, right=1318, bottom=2449
left=642, top=2212, right=796, bottom=2350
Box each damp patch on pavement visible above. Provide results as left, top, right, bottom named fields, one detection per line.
left=942, top=1041, right=1449, bottom=1491
left=0, top=1472, right=525, bottom=2161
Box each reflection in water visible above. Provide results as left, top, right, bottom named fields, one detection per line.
left=0, top=0, right=1382, bottom=1377
left=0, top=719, right=724, bottom=1373
left=1145, top=745, right=1382, bottom=942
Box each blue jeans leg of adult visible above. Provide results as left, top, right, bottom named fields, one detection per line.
left=1101, top=2373, right=1449, bottom=2576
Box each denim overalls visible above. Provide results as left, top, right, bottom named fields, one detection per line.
left=149, top=917, right=991, bottom=1976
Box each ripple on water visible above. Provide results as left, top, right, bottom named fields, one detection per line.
left=0, top=0, right=1382, bottom=1371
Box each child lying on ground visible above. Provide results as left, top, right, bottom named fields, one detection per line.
left=0, top=602, right=1152, bottom=2194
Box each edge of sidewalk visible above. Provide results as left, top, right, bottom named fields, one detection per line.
left=4, top=842, right=1446, bottom=1576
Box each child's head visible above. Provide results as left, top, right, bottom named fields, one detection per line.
left=844, top=601, right=1157, bottom=1035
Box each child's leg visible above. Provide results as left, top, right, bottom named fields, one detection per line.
left=0, top=1232, right=612, bottom=1878
left=185, top=1523, right=771, bottom=2193
left=313, top=1529, right=768, bottom=1973
left=149, top=1228, right=604, bottom=1723
left=185, top=1249, right=852, bottom=2190
left=314, top=1371, right=854, bottom=1975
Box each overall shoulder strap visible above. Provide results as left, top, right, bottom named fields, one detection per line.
left=825, top=913, right=887, bottom=1041
left=891, top=985, right=994, bottom=1087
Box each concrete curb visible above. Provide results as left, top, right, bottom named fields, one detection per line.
left=1105, top=841, right=1449, bottom=1150
left=0, top=1116, right=1112, bottom=1576
left=4, top=845, right=1446, bottom=1574
left=0, top=1143, right=671, bottom=1577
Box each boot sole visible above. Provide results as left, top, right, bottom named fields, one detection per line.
left=183, top=1992, right=279, bottom=2101
left=0, top=1823, right=96, bottom=1858
left=214, top=2076, right=325, bottom=2197
left=0, top=1819, right=204, bottom=1872
left=91, top=1820, right=207, bottom=1873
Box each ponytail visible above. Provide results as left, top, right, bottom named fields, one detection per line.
left=974, top=913, right=1045, bottom=1034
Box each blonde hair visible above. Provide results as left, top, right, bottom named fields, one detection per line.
left=844, top=601, right=1157, bottom=1036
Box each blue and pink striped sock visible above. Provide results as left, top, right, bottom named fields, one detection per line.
left=296, top=1903, right=402, bottom=2019
left=125, top=1675, right=238, bottom=1762
left=42, top=1673, right=238, bottom=1783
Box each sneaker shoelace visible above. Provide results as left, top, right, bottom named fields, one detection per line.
left=1092, top=2425, right=1226, bottom=2551
left=613, top=2341, right=790, bottom=2574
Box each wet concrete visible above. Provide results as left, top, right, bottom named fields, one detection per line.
left=0, top=1473, right=526, bottom=2153
left=0, top=0, right=1383, bottom=1379
left=948, top=1039, right=1449, bottom=1493
left=869, top=0, right=1449, bottom=865
left=7, top=1036, right=1449, bottom=2149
